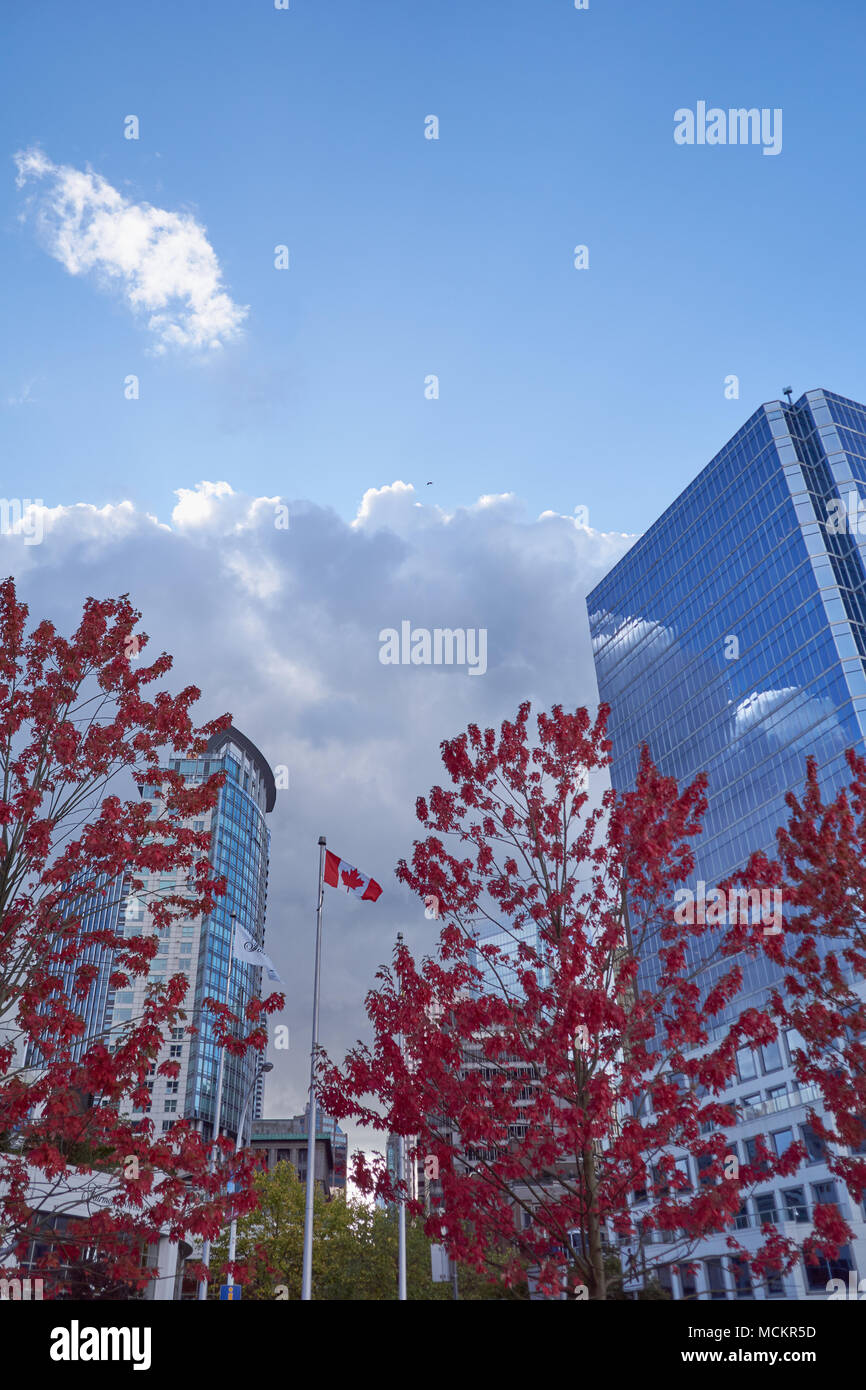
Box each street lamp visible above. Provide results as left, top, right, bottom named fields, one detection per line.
left=226, top=1060, right=273, bottom=1293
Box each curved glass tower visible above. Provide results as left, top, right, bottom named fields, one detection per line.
left=104, top=725, right=276, bottom=1142
left=182, top=727, right=276, bottom=1142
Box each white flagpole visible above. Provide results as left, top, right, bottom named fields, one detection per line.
left=199, top=910, right=237, bottom=1300
left=301, top=836, right=327, bottom=1301
left=396, top=932, right=407, bottom=1301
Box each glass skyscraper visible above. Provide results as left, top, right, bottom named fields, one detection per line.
left=103, top=725, right=276, bottom=1141
left=27, top=727, right=276, bottom=1147
left=25, top=870, right=131, bottom=1068
left=587, top=388, right=866, bottom=1299
left=167, top=726, right=275, bottom=1142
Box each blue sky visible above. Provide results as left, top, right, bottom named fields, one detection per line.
left=5, top=0, right=866, bottom=534
left=3, top=0, right=865, bottom=1123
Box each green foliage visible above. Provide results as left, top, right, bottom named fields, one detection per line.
left=210, top=1162, right=521, bottom=1300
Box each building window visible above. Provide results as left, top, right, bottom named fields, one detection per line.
left=730, top=1256, right=753, bottom=1299
left=772, top=1127, right=795, bottom=1158
left=755, top=1193, right=778, bottom=1226
left=705, top=1258, right=727, bottom=1300
left=164, top=1100, right=177, bottom=1113
left=678, top=1264, right=698, bottom=1300
left=804, top=1246, right=853, bottom=1291
left=170, top=1045, right=182, bottom=1058
left=656, top=1265, right=673, bottom=1298
left=782, top=1187, right=809, bottom=1222
left=760, top=1039, right=782, bottom=1073
left=697, top=1155, right=715, bottom=1188
left=744, top=1135, right=770, bottom=1176
left=674, top=1157, right=692, bottom=1191
left=165, top=1081, right=179, bottom=1095
left=784, top=1029, right=805, bottom=1064
left=736, top=1047, right=758, bottom=1082
left=800, top=1123, right=827, bottom=1164
left=811, top=1180, right=838, bottom=1209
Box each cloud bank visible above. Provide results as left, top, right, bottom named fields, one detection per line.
left=14, top=148, right=247, bottom=353
left=1, top=482, right=634, bottom=1138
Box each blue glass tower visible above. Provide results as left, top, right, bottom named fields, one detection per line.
left=25, top=871, right=131, bottom=1067
left=176, top=727, right=275, bottom=1142
left=105, top=726, right=276, bottom=1142
left=587, top=389, right=866, bottom=1299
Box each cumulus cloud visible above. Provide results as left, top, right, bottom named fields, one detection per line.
left=733, top=686, right=843, bottom=749
left=0, top=481, right=634, bottom=1140
left=14, top=148, right=247, bottom=353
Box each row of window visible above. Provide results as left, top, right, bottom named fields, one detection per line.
left=653, top=1244, right=854, bottom=1300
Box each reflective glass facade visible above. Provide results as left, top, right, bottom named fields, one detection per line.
left=587, top=388, right=866, bottom=1298
left=178, top=728, right=275, bottom=1141
left=106, top=726, right=276, bottom=1141
left=25, top=871, right=130, bottom=1067
left=588, top=388, right=866, bottom=1013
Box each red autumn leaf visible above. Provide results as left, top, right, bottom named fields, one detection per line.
left=0, top=578, right=277, bottom=1299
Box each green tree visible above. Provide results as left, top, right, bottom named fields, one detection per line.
left=210, top=1162, right=521, bottom=1299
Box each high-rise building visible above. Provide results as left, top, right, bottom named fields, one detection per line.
left=587, top=388, right=866, bottom=1299
left=109, top=725, right=276, bottom=1141
left=28, top=726, right=276, bottom=1143
left=25, top=870, right=132, bottom=1068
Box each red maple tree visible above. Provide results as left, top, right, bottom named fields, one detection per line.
left=0, top=578, right=279, bottom=1297
left=726, top=748, right=866, bottom=1274
left=320, top=702, right=798, bottom=1299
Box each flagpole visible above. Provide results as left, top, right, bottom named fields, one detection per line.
left=302, top=836, right=327, bottom=1302
left=199, top=910, right=237, bottom=1301
left=396, top=932, right=407, bottom=1301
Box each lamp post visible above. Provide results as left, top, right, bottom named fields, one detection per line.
left=226, top=1060, right=273, bottom=1293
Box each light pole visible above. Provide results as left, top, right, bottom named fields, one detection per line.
left=302, top=836, right=327, bottom=1302
left=396, top=933, right=407, bottom=1301
left=226, top=1060, right=273, bottom=1293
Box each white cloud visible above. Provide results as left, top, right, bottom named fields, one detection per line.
left=0, top=481, right=634, bottom=1143
left=733, top=687, right=842, bottom=748
left=14, top=148, right=247, bottom=353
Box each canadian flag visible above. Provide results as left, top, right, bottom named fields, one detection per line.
left=324, top=851, right=382, bottom=902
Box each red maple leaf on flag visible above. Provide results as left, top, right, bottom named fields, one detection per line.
left=341, top=867, right=364, bottom=892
